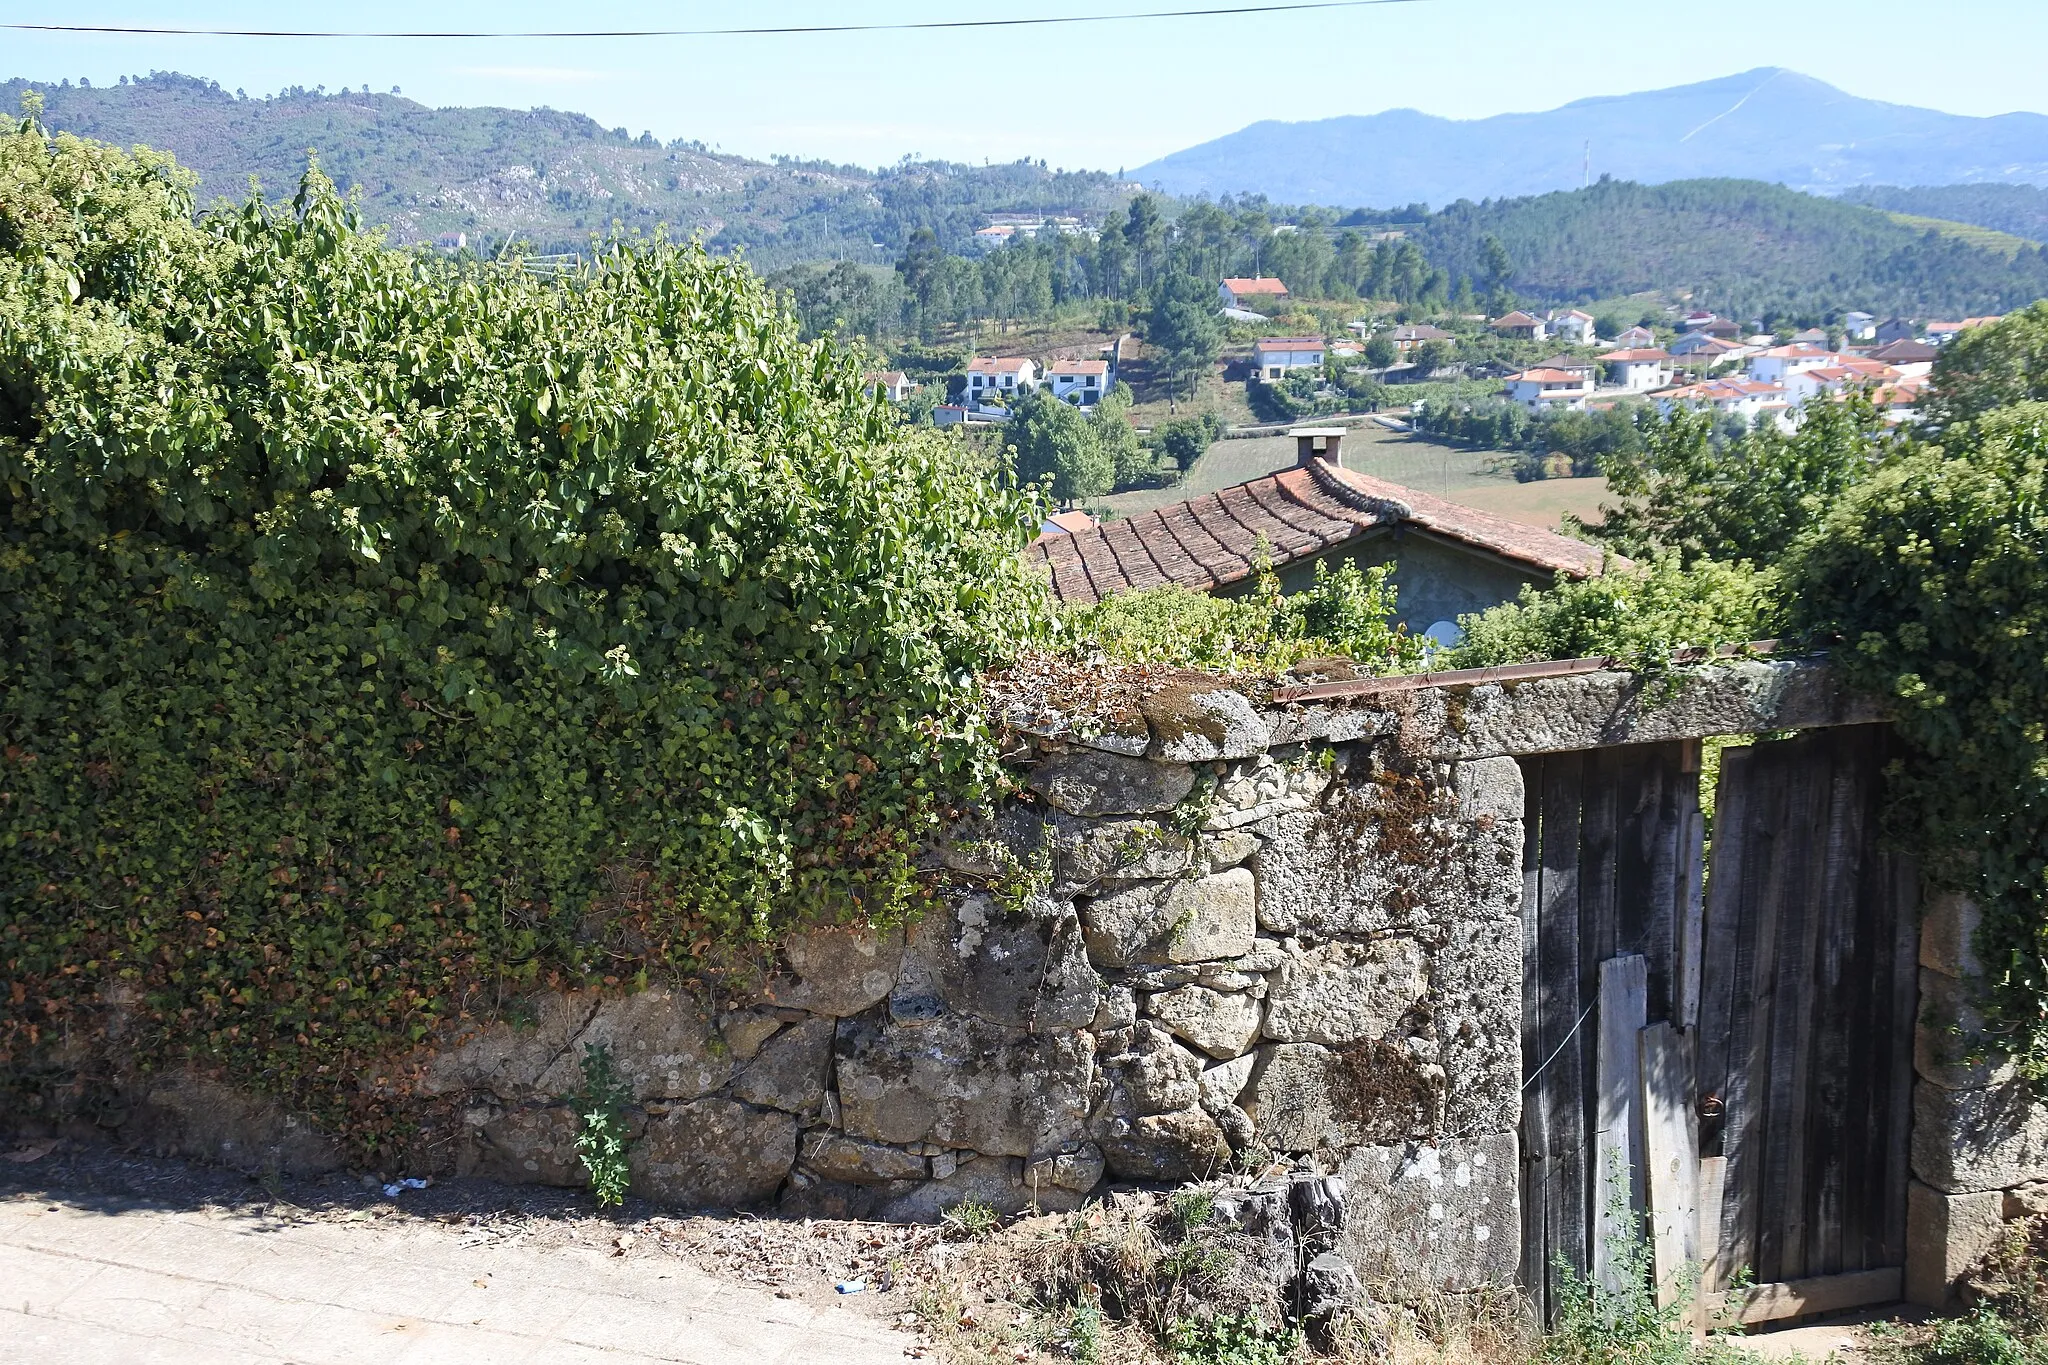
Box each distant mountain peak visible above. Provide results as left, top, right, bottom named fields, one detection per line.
left=1134, top=69, right=2048, bottom=208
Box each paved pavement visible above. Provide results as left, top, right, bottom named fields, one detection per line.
left=1, top=1193, right=911, bottom=1364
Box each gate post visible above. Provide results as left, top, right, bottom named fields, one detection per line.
left=1907, top=891, right=2048, bottom=1305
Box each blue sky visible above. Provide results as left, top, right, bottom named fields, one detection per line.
left=5, top=1, right=2045, bottom=170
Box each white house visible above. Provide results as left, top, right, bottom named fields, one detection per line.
left=865, top=370, right=914, bottom=402
left=1219, top=277, right=1290, bottom=310
left=1781, top=360, right=1898, bottom=408
left=1614, top=325, right=1657, bottom=348
left=1746, top=344, right=1839, bottom=386
left=1252, top=336, right=1326, bottom=379
left=1655, top=378, right=1789, bottom=428
left=1597, top=348, right=1673, bottom=392
left=1548, top=309, right=1598, bottom=345
left=965, top=356, right=1039, bottom=402
left=1843, top=311, right=1877, bottom=341
left=1049, top=358, right=1112, bottom=406
left=1503, top=367, right=1594, bottom=413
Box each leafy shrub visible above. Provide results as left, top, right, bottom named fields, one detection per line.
left=574, top=1043, right=633, bottom=1207
left=1786, top=402, right=2048, bottom=1066
left=1154, top=412, right=1224, bottom=471
left=1451, top=555, right=1779, bottom=671
left=1165, top=1311, right=1299, bottom=1365
left=1065, top=557, right=1424, bottom=674
left=942, top=1196, right=1001, bottom=1240
left=0, top=116, right=1041, bottom=1132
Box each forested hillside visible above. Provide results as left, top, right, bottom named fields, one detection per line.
left=0, top=72, right=1132, bottom=265
left=1839, top=183, right=2048, bottom=243
left=1412, top=178, right=2048, bottom=319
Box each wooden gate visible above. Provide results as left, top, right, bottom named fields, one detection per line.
left=1518, top=725, right=1917, bottom=1325
left=1518, top=741, right=1702, bottom=1324
left=1696, top=725, right=1919, bottom=1310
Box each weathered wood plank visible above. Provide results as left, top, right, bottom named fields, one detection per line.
left=1640, top=1021, right=1698, bottom=1309
left=1676, top=781, right=1707, bottom=1033
left=1697, top=1155, right=1728, bottom=1303
left=1708, top=742, right=1773, bottom=1287
left=1538, top=752, right=1589, bottom=1311
left=1759, top=736, right=1831, bottom=1281
left=1518, top=756, right=1551, bottom=1318
left=1714, top=1267, right=1904, bottom=1326
left=1594, top=954, right=1649, bottom=1294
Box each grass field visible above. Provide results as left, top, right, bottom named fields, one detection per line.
left=1094, top=426, right=1610, bottom=532
left=1883, top=211, right=2040, bottom=258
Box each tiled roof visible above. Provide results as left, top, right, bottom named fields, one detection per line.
left=1759, top=344, right=1834, bottom=359
left=1491, top=311, right=1543, bottom=328
left=1023, top=460, right=1605, bottom=605
left=1510, top=368, right=1590, bottom=384
left=968, top=356, right=1033, bottom=374
left=1870, top=339, right=1939, bottom=362
left=1052, top=359, right=1110, bottom=375
left=1254, top=336, right=1326, bottom=350
left=1391, top=324, right=1452, bottom=341
left=1597, top=348, right=1671, bottom=362
left=1223, top=277, right=1290, bottom=294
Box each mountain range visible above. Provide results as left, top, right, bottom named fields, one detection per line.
left=1133, top=68, right=2048, bottom=208
left=0, top=72, right=1130, bottom=265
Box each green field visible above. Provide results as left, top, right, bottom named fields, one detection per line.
left=1882, top=211, right=2040, bottom=259
left=1095, top=425, right=1610, bottom=532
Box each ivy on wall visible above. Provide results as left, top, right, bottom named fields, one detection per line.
left=0, top=109, right=1044, bottom=1133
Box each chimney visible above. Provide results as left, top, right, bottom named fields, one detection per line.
left=1291, top=426, right=1345, bottom=469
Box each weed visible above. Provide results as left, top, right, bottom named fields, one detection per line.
left=1166, top=1311, right=1300, bottom=1365
left=1068, top=1294, right=1105, bottom=1364
left=1170, top=1187, right=1218, bottom=1234
left=943, top=1196, right=1001, bottom=1240
left=573, top=1042, right=633, bottom=1208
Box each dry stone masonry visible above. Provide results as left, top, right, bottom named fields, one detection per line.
left=24, top=658, right=1899, bottom=1301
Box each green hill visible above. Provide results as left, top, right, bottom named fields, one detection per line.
left=1410, top=177, right=2048, bottom=320
left=1840, top=183, right=2048, bottom=244
left=0, top=72, right=1133, bottom=267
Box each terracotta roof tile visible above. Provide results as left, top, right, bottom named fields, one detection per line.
left=1024, top=461, right=1605, bottom=604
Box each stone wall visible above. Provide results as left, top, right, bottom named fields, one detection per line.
left=1907, top=892, right=2048, bottom=1305
left=16, top=658, right=1885, bottom=1301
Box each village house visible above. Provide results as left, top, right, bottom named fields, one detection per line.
left=1746, top=343, right=1839, bottom=385
left=1219, top=277, right=1290, bottom=310
left=1597, top=347, right=1674, bottom=392
left=1023, top=426, right=1606, bottom=635
left=1035, top=509, right=1098, bottom=541
left=1048, top=358, right=1112, bottom=407
left=1867, top=338, right=1940, bottom=377
left=1684, top=318, right=1742, bottom=340
left=965, top=356, right=1039, bottom=402
left=971, top=225, right=1016, bottom=250
left=864, top=370, right=913, bottom=403
left=1532, top=354, right=1598, bottom=385
left=1490, top=310, right=1547, bottom=342
left=1843, top=311, right=1877, bottom=341
left=1875, top=317, right=1919, bottom=345
left=1869, top=377, right=1928, bottom=423
left=1667, top=332, right=1743, bottom=361
left=1382, top=322, right=1454, bottom=354
left=1503, top=366, right=1595, bottom=412
left=1548, top=309, right=1598, bottom=344
left=1789, top=326, right=1832, bottom=346
left=1781, top=359, right=1899, bottom=408
left=1614, top=324, right=1658, bottom=348
left=1655, top=377, right=1790, bottom=428
left=1252, top=336, right=1327, bottom=379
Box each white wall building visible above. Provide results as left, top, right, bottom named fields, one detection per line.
left=1597, top=348, right=1673, bottom=392
left=1049, top=359, right=1112, bottom=406
left=1655, top=378, right=1790, bottom=429
left=1252, top=337, right=1326, bottom=379
left=1746, top=344, right=1839, bottom=386
left=1219, top=277, right=1290, bottom=310
left=1503, top=367, right=1594, bottom=412
left=1548, top=310, right=1597, bottom=345
left=965, top=356, right=1039, bottom=403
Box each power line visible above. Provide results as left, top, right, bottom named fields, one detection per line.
left=5, top=0, right=1430, bottom=41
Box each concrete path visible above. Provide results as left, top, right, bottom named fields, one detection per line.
left=2, top=1192, right=912, bottom=1364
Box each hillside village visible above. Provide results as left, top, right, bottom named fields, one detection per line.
left=19, top=51, right=2048, bottom=1365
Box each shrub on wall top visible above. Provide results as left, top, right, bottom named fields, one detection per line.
left=0, top=106, right=1044, bottom=1125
